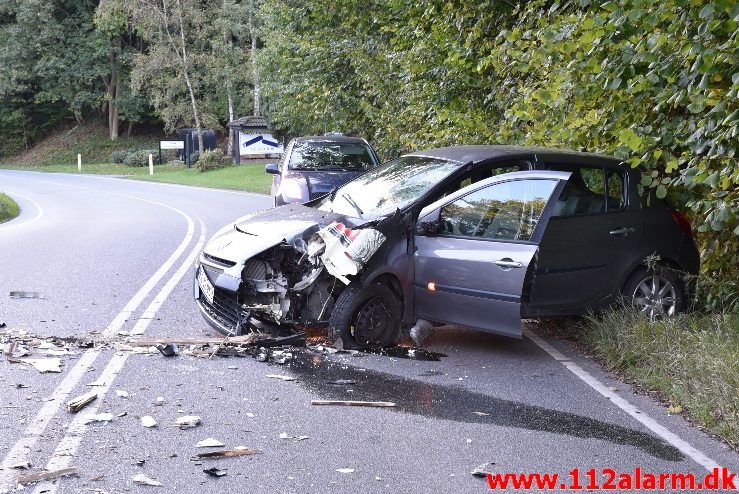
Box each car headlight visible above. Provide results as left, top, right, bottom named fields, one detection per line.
left=279, top=178, right=303, bottom=201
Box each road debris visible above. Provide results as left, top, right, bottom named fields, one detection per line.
left=141, top=416, right=157, bottom=428
left=115, top=390, right=129, bottom=398
left=156, top=343, right=178, bottom=357
left=409, top=319, right=434, bottom=347
left=326, top=379, right=357, bottom=385
left=266, top=374, right=295, bottom=381
left=311, top=400, right=395, bottom=408
left=154, top=397, right=165, bottom=406
left=132, top=473, right=162, bottom=486
left=418, top=369, right=445, bottom=376
left=174, top=415, right=201, bottom=429
left=16, top=466, right=79, bottom=485
left=10, top=461, right=31, bottom=469
left=193, top=448, right=260, bottom=459
left=472, top=411, right=491, bottom=416
left=18, top=358, right=62, bottom=373
left=471, top=462, right=496, bottom=477
left=336, top=468, right=355, bottom=474
left=9, top=291, right=45, bottom=299
left=203, top=467, right=227, bottom=477
left=67, top=391, right=98, bottom=412
left=84, top=413, right=113, bottom=423
left=195, top=438, right=225, bottom=448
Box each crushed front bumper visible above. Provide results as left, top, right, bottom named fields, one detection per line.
left=194, top=264, right=240, bottom=336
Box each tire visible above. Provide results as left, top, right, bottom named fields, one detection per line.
left=622, top=266, right=686, bottom=319
left=328, top=283, right=402, bottom=349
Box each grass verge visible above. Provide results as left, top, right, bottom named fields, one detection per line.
left=0, top=162, right=273, bottom=194
left=0, top=192, right=20, bottom=224
left=581, top=309, right=738, bottom=449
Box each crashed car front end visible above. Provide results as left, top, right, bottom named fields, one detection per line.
left=194, top=207, right=386, bottom=336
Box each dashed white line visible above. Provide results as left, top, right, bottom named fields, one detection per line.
left=523, top=328, right=721, bottom=472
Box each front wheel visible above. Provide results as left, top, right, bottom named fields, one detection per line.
left=622, top=267, right=685, bottom=319
left=329, top=283, right=402, bottom=349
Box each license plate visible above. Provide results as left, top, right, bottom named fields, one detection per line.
left=197, top=267, right=215, bottom=305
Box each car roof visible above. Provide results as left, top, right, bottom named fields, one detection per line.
left=407, top=145, right=624, bottom=168
left=293, top=135, right=370, bottom=145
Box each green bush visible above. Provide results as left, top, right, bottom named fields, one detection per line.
left=123, top=149, right=157, bottom=167
left=189, top=150, right=200, bottom=166
left=195, top=149, right=230, bottom=172
left=110, top=149, right=132, bottom=164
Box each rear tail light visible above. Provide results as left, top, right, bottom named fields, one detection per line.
left=670, top=209, right=693, bottom=238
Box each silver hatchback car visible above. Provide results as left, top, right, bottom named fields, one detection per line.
left=194, top=146, right=698, bottom=348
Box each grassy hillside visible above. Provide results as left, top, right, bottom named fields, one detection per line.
left=0, top=120, right=163, bottom=167
left=0, top=120, right=273, bottom=194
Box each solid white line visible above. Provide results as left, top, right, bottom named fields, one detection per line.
left=0, top=191, right=44, bottom=230
left=0, top=183, right=196, bottom=490
left=31, top=218, right=207, bottom=494
left=522, top=329, right=721, bottom=472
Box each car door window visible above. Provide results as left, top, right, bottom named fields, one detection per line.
left=546, top=165, right=625, bottom=217
left=439, top=179, right=557, bottom=241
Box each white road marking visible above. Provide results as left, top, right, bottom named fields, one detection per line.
left=523, top=329, right=720, bottom=472
left=31, top=218, right=207, bottom=494
left=0, top=180, right=197, bottom=490
left=0, top=191, right=44, bottom=230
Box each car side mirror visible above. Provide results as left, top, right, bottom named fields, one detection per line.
left=416, top=219, right=441, bottom=235
left=265, top=163, right=280, bottom=174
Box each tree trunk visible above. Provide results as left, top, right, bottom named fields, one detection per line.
left=251, top=24, right=260, bottom=116
left=126, top=121, right=134, bottom=137
left=109, top=74, right=120, bottom=140
left=226, top=79, right=234, bottom=157
left=175, top=0, right=204, bottom=153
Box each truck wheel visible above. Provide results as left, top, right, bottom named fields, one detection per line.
left=329, top=283, right=402, bottom=349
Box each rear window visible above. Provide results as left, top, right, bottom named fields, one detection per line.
left=288, top=141, right=375, bottom=171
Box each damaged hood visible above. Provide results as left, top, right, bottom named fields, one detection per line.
left=203, top=204, right=363, bottom=265
left=285, top=169, right=363, bottom=196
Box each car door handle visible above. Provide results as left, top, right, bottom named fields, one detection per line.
left=494, top=259, right=523, bottom=269
left=609, top=227, right=635, bottom=236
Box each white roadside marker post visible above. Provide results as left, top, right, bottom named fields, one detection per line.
left=149, top=154, right=154, bottom=176
left=77, top=154, right=81, bottom=172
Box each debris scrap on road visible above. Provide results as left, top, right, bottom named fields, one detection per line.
left=16, top=466, right=79, bottom=485
left=311, top=400, right=396, bottom=408
left=132, top=473, right=162, bottom=486
left=67, top=391, right=98, bottom=412
left=193, top=448, right=260, bottom=459
left=9, top=291, right=46, bottom=299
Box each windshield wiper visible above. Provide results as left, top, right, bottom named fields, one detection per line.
left=342, top=193, right=364, bottom=217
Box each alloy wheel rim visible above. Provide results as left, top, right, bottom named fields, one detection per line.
left=631, top=274, right=677, bottom=319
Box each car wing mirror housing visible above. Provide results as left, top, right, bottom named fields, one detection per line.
left=416, top=219, right=441, bottom=235
left=265, top=163, right=280, bottom=174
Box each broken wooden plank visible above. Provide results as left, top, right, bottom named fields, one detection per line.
left=16, top=467, right=79, bottom=485
left=66, top=391, right=98, bottom=412
left=193, top=449, right=261, bottom=459
left=124, top=336, right=260, bottom=346
left=311, top=400, right=396, bottom=407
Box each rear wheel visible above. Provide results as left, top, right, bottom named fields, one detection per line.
left=329, top=283, right=402, bottom=349
left=623, top=267, right=685, bottom=318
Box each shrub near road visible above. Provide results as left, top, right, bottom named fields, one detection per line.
left=0, top=193, right=20, bottom=224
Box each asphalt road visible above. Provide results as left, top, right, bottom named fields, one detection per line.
left=0, top=170, right=736, bottom=493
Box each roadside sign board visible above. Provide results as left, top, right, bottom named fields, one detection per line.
left=239, top=133, right=284, bottom=156
left=160, top=140, right=185, bottom=150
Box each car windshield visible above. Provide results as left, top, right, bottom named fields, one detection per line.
left=289, top=141, right=375, bottom=171
left=317, top=155, right=461, bottom=218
